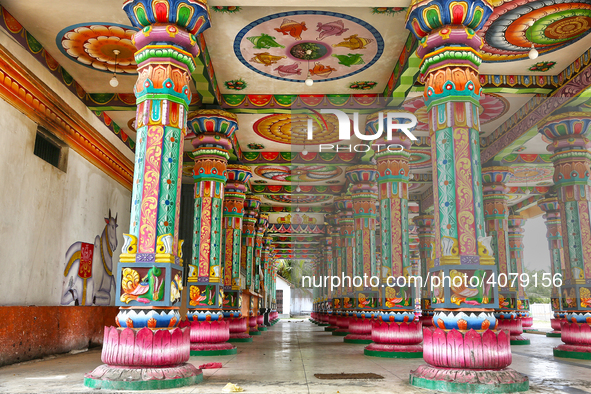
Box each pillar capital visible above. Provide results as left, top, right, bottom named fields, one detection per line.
left=123, top=0, right=211, bottom=36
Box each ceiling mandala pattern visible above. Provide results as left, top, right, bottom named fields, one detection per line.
left=57, top=23, right=138, bottom=74
left=265, top=194, right=332, bottom=204
left=510, top=166, right=554, bottom=183
left=403, top=93, right=509, bottom=131
left=234, top=11, right=384, bottom=83
left=409, top=150, right=432, bottom=170
left=255, top=165, right=343, bottom=182
left=480, top=0, right=591, bottom=62
left=254, top=113, right=349, bottom=145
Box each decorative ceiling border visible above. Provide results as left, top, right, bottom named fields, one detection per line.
left=260, top=205, right=334, bottom=213
left=384, top=33, right=420, bottom=107
left=222, top=93, right=388, bottom=109
left=0, top=43, right=133, bottom=190
left=241, top=151, right=359, bottom=164
left=252, top=184, right=344, bottom=195
left=193, top=33, right=221, bottom=105
left=0, top=6, right=135, bottom=152
left=481, top=47, right=591, bottom=163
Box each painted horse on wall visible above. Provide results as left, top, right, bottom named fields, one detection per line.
left=61, top=210, right=118, bottom=306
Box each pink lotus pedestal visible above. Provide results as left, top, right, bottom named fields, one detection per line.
left=189, top=320, right=237, bottom=356
left=325, top=314, right=338, bottom=331
left=520, top=317, right=534, bottom=330
left=249, top=315, right=261, bottom=335
left=344, top=317, right=373, bottom=344
left=318, top=313, right=330, bottom=326
left=332, top=315, right=350, bottom=336
left=497, top=318, right=530, bottom=345
left=410, top=327, right=529, bottom=392
left=419, top=315, right=434, bottom=327
left=84, top=327, right=202, bottom=390
left=364, top=321, right=423, bottom=358
left=554, top=321, right=591, bottom=360
left=228, top=317, right=252, bottom=343
left=547, top=318, right=564, bottom=337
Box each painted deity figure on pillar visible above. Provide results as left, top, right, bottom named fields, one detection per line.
left=538, top=195, right=566, bottom=337
left=539, top=113, right=591, bottom=359
left=84, top=0, right=211, bottom=389
left=405, top=0, right=529, bottom=391
left=185, top=110, right=239, bottom=356
left=363, top=113, right=423, bottom=358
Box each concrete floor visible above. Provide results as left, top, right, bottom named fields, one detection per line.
left=1, top=319, right=591, bottom=393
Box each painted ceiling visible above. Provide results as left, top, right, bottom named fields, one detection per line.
left=2, top=0, right=591, bottom=240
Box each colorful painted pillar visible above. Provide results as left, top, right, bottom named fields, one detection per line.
left=506, top=214, right=531, bottom=342
left=539, top=113, right=591, bottom=360
left=223, top=165, right=252, bottom=343
left=333, top=196, right=354, bottom=336
left=538, top=196, right=566, bottom=337
left=344, top=165, right=379, bottom=345
left=258, top=234, right=272, bottom=330
left=323, top=232, right=336, bottom=331
left=406, top=0, right=528, bottom=391
left=242, top=195, right=261, bottom=290
left=185, top=110, right=238, bottom=356
left=482, top=167, right=529, bottom=345
left=84, top=0, right=210, bottom=389
left=414, top=214, right=434, bottom=327
left=363, top=115, right=422, bottom=358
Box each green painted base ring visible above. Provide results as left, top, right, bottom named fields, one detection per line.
left=324, top=327, right=337, bottom=331
left=364, top=349, right=423, bottom=358
left=511, top=339, right=531, bottom=345
left=546, top=332, right=562, bottom=338
left=190, top=347, right=237, bottom=356
left=318, top=323, right=330, bottom=326
left=228, top=337, right=253, bottom=343
left=84, top=372, right=203, bottom=390
left=410, top=374, right=529, bottom=393
left=258, top=327, right=268, bottom=331
left=332, top=331, right=349, bottom=336
left=554, top=349, right=591, bottom=360
left=344, top=339, right=373, bottom=344
left=249, top=330, right=262, bottom=335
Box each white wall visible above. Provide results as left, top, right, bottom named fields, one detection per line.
left=291, top=288, right=313, bottom=315
left=0, top=97, right=131, bottom=306
left=276, top=277, right=291, bottom=317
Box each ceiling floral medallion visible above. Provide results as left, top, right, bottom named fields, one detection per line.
left=234, top=11, right=384, bottom=83
left=480, top=0, right=591, bottom=62
left=255, top=165, right=343, bottom=182
left=349, top=81, right=377, bottom=90
left=212, top=6, right=242, bottom=14
left=225, top=78, right=248, bottom=90
left=57, top=23, right=138, bottom=74
left=254, top=113, right=349, bottom=145
left=528, top=61, right=556, bottom=72
left=371, top=7, right=406, bottom=16
left=510, top=166, right=554, bottom=183
left=266, top=194, right=332, bottom=204
left=247, top=143, right=265, bottom=150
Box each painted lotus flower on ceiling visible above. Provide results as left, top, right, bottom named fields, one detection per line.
left=57, top=24, right=138, bottom=74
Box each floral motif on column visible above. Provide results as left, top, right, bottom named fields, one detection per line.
left=242, top=195, right=261, bottom=289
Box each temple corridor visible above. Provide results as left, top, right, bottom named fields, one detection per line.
left=1, top=320, right=590, bottom=394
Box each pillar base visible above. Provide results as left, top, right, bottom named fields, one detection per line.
left=318, top=323, right=330, bottom=326
left=546, top=332, right=562, bottom=338
left=332, top=330, right=349, bottom=336
left=364, top=343, right=423, bottom=358
left=344, top=334, right=372, bottom=344
left=249, top=330, right=262, bottom=335
left=554, top=345, right=591, bottom=360
left=228, top=337, right=253, bottom=343
left=84, top=364, right=203, bottom=390
left=190, top=342, right=237, bottom=356
left=325, top=326, right=338, bottom=331
left=510, top=337, right=531, bottom=345
left=409, top=365, right=529, bottom=393
left=258, top=326, right=268, bottom=331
